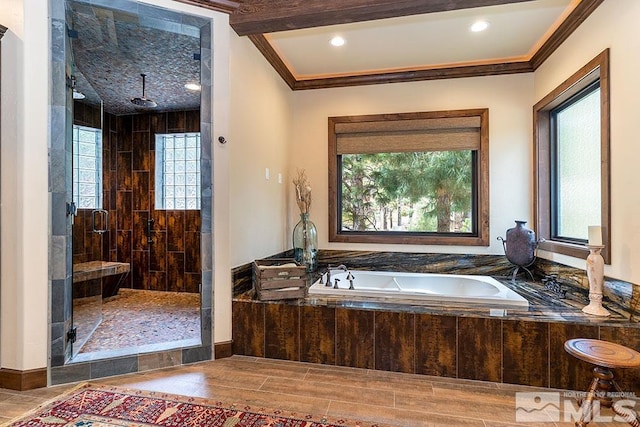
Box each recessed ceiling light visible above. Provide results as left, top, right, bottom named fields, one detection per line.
left=330, top=36, right=345, bottom=47
left=185, top=82, right=201, bottom=91
left=470, top=21, right=489, bottom=32
left=72, top=89, right=85, bottom=100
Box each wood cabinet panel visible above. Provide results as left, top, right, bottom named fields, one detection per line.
left=549, top=323, right=599, bottom=390
left=265, top=304, right=300, bottom=361
left=375, top=312, right=414, bottom=373
left=599, top=326, right=640, bottom=393
left=232, top=301, right=265, bottom=357
left=300, top=305, right=335, bottom=365
left=503, top=320, right=548, bottom=387
left=458, top=317, right=502, bottom=382
left=336, top=308, right=374, bottom=369
left=415, top=314, right=457, bottom=377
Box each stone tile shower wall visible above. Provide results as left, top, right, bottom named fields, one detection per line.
left=104, top=109, right=202, bottom=293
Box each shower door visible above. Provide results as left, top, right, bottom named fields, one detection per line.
left=70, top=98, right=108, bottom=358
left=59, top=0, right=210, bottom=366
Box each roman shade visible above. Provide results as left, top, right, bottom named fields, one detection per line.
left=335, top=116, right=481, bottom=155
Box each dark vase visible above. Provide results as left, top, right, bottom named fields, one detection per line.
left=498, top=220, right=537, bottom=281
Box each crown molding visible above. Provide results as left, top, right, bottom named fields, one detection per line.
left=248, top=34, right=296, bottom=90
left=248, top=0, right=604, bottom=90
left=530, top=0, right=604, bottom=70
left=294, top=62, right=534, bottom=90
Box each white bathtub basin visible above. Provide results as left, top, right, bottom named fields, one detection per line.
left=309, top=270, right=529, bottom=307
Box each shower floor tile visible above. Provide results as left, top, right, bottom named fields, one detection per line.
left=75, top=289, right=200, bottom=356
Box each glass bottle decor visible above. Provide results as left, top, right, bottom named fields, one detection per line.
left=293, top=213, right=317, bottom=272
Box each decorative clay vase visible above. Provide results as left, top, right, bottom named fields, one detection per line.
left=293, top=213, right=318, bottom=272
left=503, top=220, right=536, bottom=267
left=498, top=220, right=537, bottom=281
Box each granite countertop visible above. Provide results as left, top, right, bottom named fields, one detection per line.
left=234, top=274, right=639, bottom=328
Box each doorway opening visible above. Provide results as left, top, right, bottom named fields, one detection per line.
left=49, top=0, right=213, bottom=380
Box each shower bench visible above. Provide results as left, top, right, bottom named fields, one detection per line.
left=73, top=261, right=130, bottom=299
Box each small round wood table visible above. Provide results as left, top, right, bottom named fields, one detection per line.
left=564, top=338, right=640, bottom=427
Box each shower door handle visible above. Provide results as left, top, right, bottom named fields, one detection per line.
left=92, top=209, right=109, bottom=234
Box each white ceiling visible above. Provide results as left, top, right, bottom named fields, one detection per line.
left=266, top=0, right=575, bottom=80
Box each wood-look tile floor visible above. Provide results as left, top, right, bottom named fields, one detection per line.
left=1, top=356, right=636, bottom=426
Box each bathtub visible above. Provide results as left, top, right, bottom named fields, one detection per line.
left=308, top=270, right=529, bottom=307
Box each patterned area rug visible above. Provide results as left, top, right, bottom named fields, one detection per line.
left=6, top=384, right=378, bottom=427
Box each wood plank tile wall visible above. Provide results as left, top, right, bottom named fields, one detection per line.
left=73, top=103, right=202, bottom=293
left=112, top=110, right=201, bottom=293
left=232, top=300, right=640, bottom=393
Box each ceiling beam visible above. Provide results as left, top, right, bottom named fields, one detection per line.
left=174, top=0, right=240, bottom=14
left=230, top=0, right=535, bottom=36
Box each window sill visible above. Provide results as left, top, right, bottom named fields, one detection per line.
left=538, top=239, right=597, bottom=262
left=330, top=232, right=489, bottom=246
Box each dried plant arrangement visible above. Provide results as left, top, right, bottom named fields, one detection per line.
left=292, top=169, right=312, bottom=214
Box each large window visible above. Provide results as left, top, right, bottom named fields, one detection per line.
left=73, top=125, right=102, bottom=209
left=329, top=109, right=489, bottom=246
left=551, top=82, right=601, bottom=242
left=155, top=132, right=201, bottom=210
left=534, top=49, right=610, bottom=262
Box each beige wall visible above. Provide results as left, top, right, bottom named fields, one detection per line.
left=290, top=74, right=535, bottom=255
left=228, top=33, right=293, bottom=269
left=221, top=31, right=293, bottom=342
left=534, top=0, right=640, bottom=282
left=0, top=0, right=49, bottom=370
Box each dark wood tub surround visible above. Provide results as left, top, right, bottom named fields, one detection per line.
left=232, top=250, right=640, bottom=392
left=72, top=103, right=201, bottom=293
left=233, top=300, right=640, bottom=393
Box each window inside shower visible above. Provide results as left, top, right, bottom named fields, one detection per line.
left=73, top=124, right=102, bottom=209
left=155, top=132, right=201, bottom=210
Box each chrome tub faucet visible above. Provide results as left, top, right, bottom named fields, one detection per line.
left=319, top=264, right=349, bottom=287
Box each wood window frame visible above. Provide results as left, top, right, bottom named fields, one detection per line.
left=533, top=49, right=610, bottom=263
left=328, top=108, right=490, bottom=246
